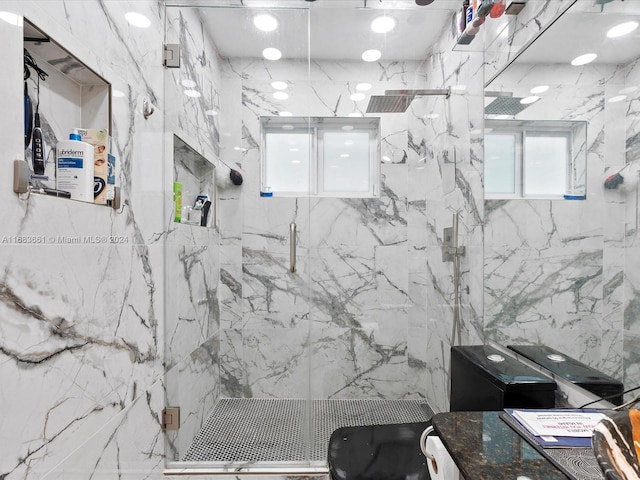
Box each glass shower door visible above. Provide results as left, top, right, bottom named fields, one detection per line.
left=162, top=2, right=315, bottom=468
left=304, top=1, right=438, bottom=454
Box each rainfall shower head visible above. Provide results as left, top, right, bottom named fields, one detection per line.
left=484, top=96, right=529, bottom=116
left=365, top=89, right=450, bottom=114
left=366, top=95, right=415, bottom=113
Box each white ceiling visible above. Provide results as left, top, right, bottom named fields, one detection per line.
left=195, top=1, right=462, bottom=61
left=185, top=1, right=640, bottom=70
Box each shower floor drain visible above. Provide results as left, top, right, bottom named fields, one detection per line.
left=182, top=398, right=434, bottom=463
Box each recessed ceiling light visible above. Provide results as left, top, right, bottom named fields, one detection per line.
left=279, top=111, right=293, bottom=116
left=273, top=91, right=289, bottom=100
left=184, top=89, right=201, bottom=98
left=609, top=95, right=627, bottom=103
left=530, top=85, right=549, bottom=94
left=571, top=53, right=597, bottom=66
left=348, top=112, right=363, bottom=117
left=272, top=81, right=288, bottom=90
left=356, top=83, right=372, bottom=91
left=340, top=153, right=350, bottom=158
left=263, top=48, right=282, bottom=61
left=520, top=96, right=539, bottom=104
left=0, top=11, right=21, bottom=26
left=181, top=79, right=197, bottom=88
left=205, top=109, right=218, bottom=116
left=253, top=13, right=278, bottom=32
left=125, top=12, right=151, bottom=28
left=619, top=86, right=638, bottom=94
left=350, top=92, right=366, bottom=101
left=370, top=16, right=396, bottom=34
left=362, top=49, right=382, bottom=62
left=606, top=21, right=638, bottom=38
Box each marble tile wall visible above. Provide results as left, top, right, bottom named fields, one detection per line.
left=0, top=0, right=224, bottom=477
left=0, top=1, right=169, bottom=478
left=417, top=27, right=486, bottom=412
left=621, top=56, right=640, bottom=394
left=163, top=4, right=224, bottom=462
left=215, top=11, right=484, bottom=411
left=219, top=58, right=426, bottom=400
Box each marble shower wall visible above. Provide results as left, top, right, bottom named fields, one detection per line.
left=0, top=1, right=168, bottom=478
left=1, top=0, right=224, bottom=477
left=621, top=56, right=640, bottom=393
left=216, top=15, right=484, bottom=411
left=164, top=6, right=224, bottom=461
left=417, top=30, right=486, bottom=413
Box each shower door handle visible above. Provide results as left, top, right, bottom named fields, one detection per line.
left=290, top=222, right=296, bottom=273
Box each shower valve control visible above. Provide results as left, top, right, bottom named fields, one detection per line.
left=442, top=226, right=466, bottom=262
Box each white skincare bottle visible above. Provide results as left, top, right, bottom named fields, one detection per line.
left=56, top=129, right=95, bottom=202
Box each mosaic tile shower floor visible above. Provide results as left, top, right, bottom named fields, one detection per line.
left=182, top=398, right=434, bottom=462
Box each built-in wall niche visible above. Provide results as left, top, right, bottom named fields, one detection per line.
left=484, top=119, right=587, bottom=200
left=23, top=18, right=113, bottom=204
left=173, top=135, right=216, bottom=229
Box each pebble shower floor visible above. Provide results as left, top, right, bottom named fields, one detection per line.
left=182, top=398, right=434, bottom=462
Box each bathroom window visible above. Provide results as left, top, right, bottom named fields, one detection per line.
left=484, top=120, right=586, bottom=199
left=260, top=116, right=380, bottom=197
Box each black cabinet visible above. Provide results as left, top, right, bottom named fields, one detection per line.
left=450, top=345, right=556, bottom=411
left=508, top=345, right=624, bottom=405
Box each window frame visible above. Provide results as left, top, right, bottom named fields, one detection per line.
left=522, top=129, right=572, bottom=197
left=484, top=120, right=585, bottom=200
left=260, top=116, right=380, bottom=198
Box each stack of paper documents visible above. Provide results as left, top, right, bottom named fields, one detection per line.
left=503, top=409, right=607, bottom=448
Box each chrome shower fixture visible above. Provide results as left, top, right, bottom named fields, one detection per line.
left=365, top=88, right=450, bottom=113
left=484, top=91, right=534, bottom=116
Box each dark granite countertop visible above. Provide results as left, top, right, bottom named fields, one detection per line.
left=432, top=411, right=570, bottom=480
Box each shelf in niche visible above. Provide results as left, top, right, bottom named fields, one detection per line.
left=24, top=19, right=111, bottom=135
left=23, top=18, right=115, bottom=206
left=173, top=135, right=217, bottom=230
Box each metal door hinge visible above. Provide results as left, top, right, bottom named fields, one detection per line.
left=162, top=407, right=180, bottom=431
left=163, top=44, right=180, bottom=68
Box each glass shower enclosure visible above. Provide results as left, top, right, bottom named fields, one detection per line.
left=162, top=0, right=456, bottom=470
